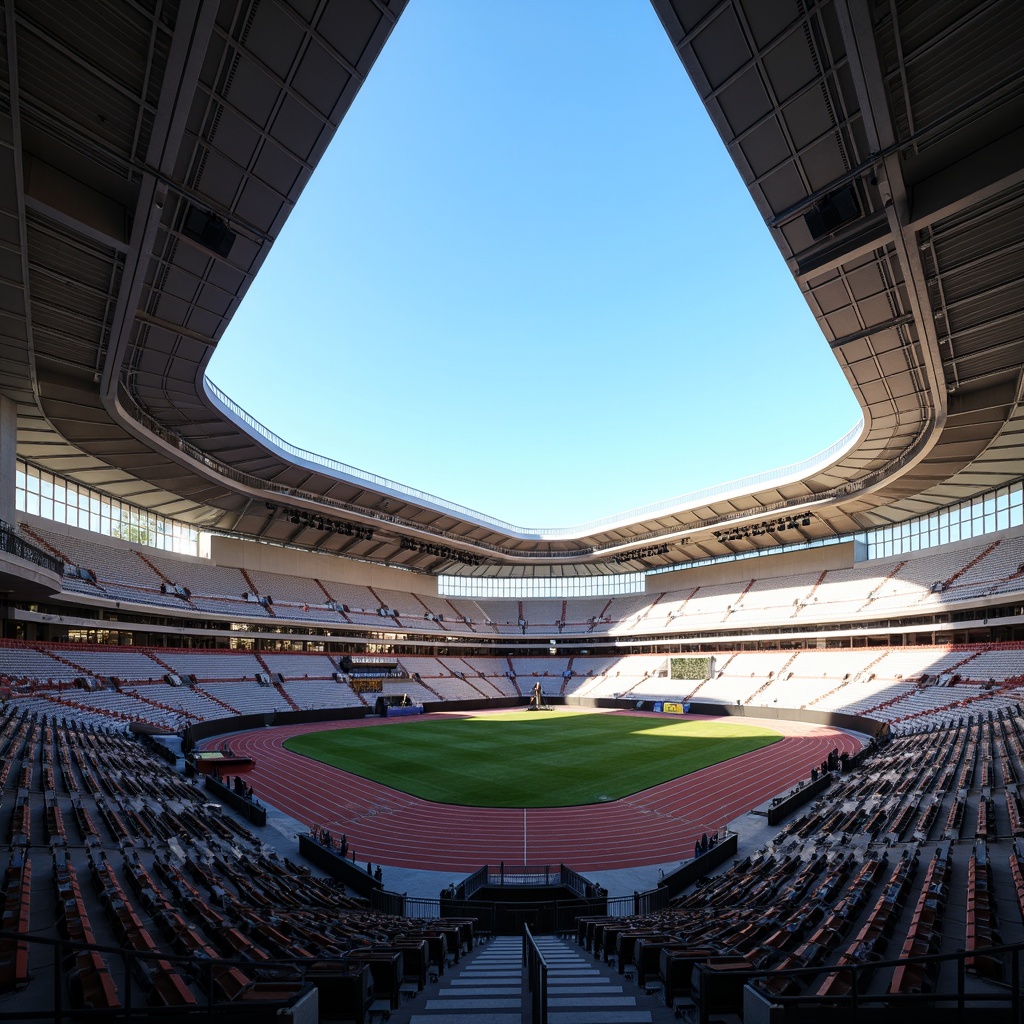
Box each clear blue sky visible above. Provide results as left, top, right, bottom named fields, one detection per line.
left=209, top=0, right=861, bottom=529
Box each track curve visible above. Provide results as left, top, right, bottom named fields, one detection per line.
left=207, top=710, right=862, bottom=872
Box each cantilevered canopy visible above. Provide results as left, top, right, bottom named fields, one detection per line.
left=4, top=0, right=1023, bottom=575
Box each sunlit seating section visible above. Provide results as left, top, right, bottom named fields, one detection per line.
left=788, top=649, right=881, bottom=683
left=980, top=536, right=1024, bottom=599
left=198, top=682, right=291, bottom=715
left=716, top=651, right=796, bottom=684
left=520, top=600, right=565, bottom=634
left=726, top=573, right=821, bottom=626
left=562, top=598, right=606, bottom=631
left=661, top=581, right=738, bottom=631
left=441, top=597, right=490, bottom=626
left=2, top=644, right=1022, bottom=734
left=747, top=674, right=834, bottom=709
left=158, top=652, right=265, bottom=681
left=602, top=592, right=658, bottom=632
left=0, top=646, right=79, bottom=686
left=14, top=517, right=1024, bottom=646
left=240, top=571, right=343, bottom=623
left=563, top=657, right=638, bottom=697
left=122, top=683, right=229, bottom=720
left=243, top=570, right=325, bottom=604
left=960, top=648, right=1024, bottom=682
left=811, top=679, right=916, bottom=714
left=686, top=670, right=761, bottom=705
left=4, top=695, right=129, bottom=732
left=371, top=587, right=460, bottom=631
left=458, top=657, right=521, bottom=696
left=877, top=683, right=988, bottom=723
left=792, top=563, right=890, bottom=621
left=629, top=675, right=704, bottom=699
left=279, top=678, right=364, bottom=710
left=26, top=524, right=185, bottom=609
left=142, top=552, right=272, bottom=619
left=47, top=648, right=166, bottom=682
left=867, top=647, right=962, bottom=683
left=314, top=580, right=385, bottom=623
left=42, top=688, right=182, bottom=729
left=635, top=591, right=688, bottom=634
left=390, top=676, right=474, bottom=701
left=425, top=659, right=508, bottom=698
left=948, top=534, right=1024, bottom=596
left=578, top=655, right=671, bottom=698
left=860, top=544, right=996, bottom=617
left=474, top=601, right=527, bottom=635
left=259, top=653, right=338, bottom=678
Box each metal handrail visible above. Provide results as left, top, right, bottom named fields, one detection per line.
left=523, top=923, right=548, bottom=1024
left=0, top=519, right=64, bottom=575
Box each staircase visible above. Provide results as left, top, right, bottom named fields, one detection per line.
left=273, top=681, right=300, bottom=712
left=194, top=685, right=241, bottom=716
left=561, top=656, right=575, bottom=695
left=445, top=598, right=477, bottom=631
left=389, top=934, right=676, bottom=1024
left=135, top=550, right=171, bottom=584
left=18, top=522, right=68, bottom=561
left=457, top=657, right=503, bottom=697
left=142, top=649, right=175, bottom=673
left=944, top=539, right=999, bottom=589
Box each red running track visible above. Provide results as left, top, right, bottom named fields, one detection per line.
left=211, top=710, right=862, bottom=872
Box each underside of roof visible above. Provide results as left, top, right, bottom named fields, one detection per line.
left=3, top=0, right=1022, bottom=577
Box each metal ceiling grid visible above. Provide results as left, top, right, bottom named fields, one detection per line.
left=3, top=0, right=1022, bottom=577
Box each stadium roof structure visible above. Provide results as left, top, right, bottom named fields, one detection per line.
left=2, top=0, right=1022, bottom=578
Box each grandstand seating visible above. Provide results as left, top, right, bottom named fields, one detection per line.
left=5, top=646, right=1024, bottom=1019
left=0, top=707, right=481, bottom=1018
left=571, top=712, right=1024, bottom=1012
left=20, top=516, right=1024, bottom=646
left=2, top=643, right=1024, bottom=738
left=4, top=524, right=1024, bottom=1019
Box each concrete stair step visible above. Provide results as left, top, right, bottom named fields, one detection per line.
left=393, top=933, right=677, bottom=1024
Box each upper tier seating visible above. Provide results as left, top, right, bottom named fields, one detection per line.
left=20, top=515, right=1024, bottom=640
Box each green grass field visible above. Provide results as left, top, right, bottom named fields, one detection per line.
left=283, top=711, right=782, bottom=807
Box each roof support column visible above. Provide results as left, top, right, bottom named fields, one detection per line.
left=0, top=394, right=18, bottom=527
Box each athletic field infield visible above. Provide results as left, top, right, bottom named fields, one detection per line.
left=283, top=711, right=781, bottom=807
